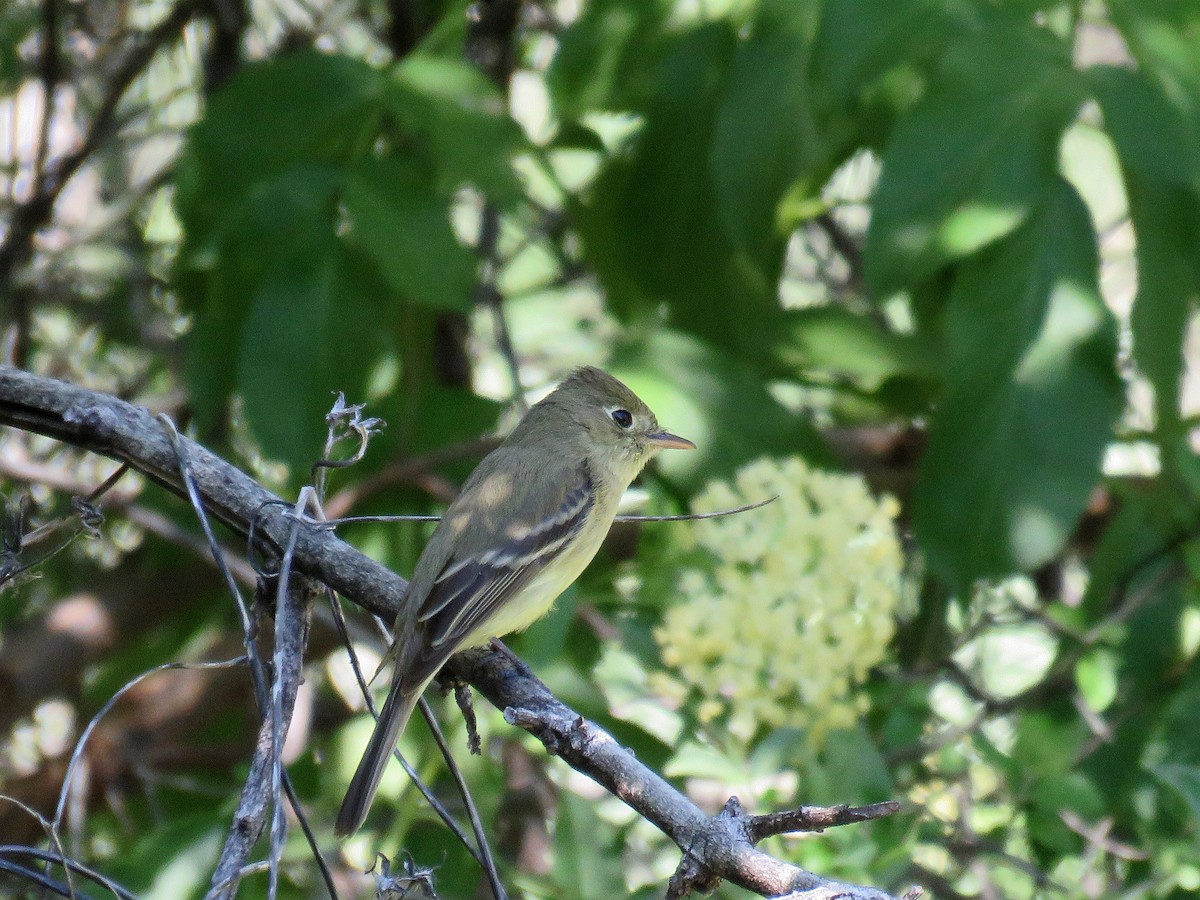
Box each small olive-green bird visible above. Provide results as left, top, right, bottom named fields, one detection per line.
left=336, top=366, right=694, bottom=835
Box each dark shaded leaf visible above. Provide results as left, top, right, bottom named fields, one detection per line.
left=546, top=0, right=671, bottom=118
left=384, top=55, right=525, bottom=203
left=343, top=156, right=476, bottom=310
left=1092, top=65, right=1200, bottom=429
left=710, top=0, right=830, bottom=259
left=175, top=51, right=382, bottom=243
left=577, top=23, right=786, bottom=364
left=914, top=178, right=1121, bottom=585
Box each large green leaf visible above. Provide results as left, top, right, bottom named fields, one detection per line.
left=864, top=24, right=1083, bottom=295
left=343, top=156, right=477, bottom=311
left=577, top=23, right=786, bottom=365
left=384, top=55, right=525, bottom=204
left=914, top=178, right=1121, bottom=586
left=235, top=242, right=388, bottom=472
left=181, top=166, right=345, bottom=441
left=175, top=51, right=382, bottom=244
left=811, top=0, right=954, bottom=109
left=710, top=0, right=829, bottom=259
left=1110, top=0, right=1200, bottom=114
left=1092, top=65, right=1200, bottom=431
left=546, top=0, right=671, bottom=118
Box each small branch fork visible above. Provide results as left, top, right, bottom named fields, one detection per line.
left=447, top=648, right=918, bottom=900
left=0, top=368, right=920, bottom=900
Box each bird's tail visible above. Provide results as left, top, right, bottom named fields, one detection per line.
left=335, top=684, right=420, bottom=837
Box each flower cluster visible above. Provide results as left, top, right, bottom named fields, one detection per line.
left=653, top=456, right=905, bottom=743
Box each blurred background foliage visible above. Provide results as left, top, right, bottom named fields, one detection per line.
left=1, top=0, right=1200, bottom=897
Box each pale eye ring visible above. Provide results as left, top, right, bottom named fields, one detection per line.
left=610, top=408, right=633, bottom=429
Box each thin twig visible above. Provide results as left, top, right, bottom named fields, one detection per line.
left=0, top=858, right=79, bottom=898
left=417, top=696, right=509, bottom=899
left=54, top=658, right=249, bottom=834
left=0, top=0, right=202, bottom=291
left=0, top=794, right=80, bottom=900
left=0, top=845, right=138, bottom=900
left=324, top=496, right=777, bottom=528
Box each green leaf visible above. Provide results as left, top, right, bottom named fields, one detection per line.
left=1110, top=0, right=1200, bottom=117
left=175, top=51, right=382, bottom=241
left=235, top=243, right=388, bottom=472
left=546, top=0, right=670, bottom=118
left=1074, top=649, right=1119, bottom=713
left=552, top=793, right=627, bottom=900
left=610, top=328, right=832, bottom=491
left=1152, top=667, right=1200, bottom=767
left=1027, top=772, right=1104, bottom=855
left=105, top=813, right=225, bottom=897
left=1151, top=763, right=1200, bottom=836
left=1012, top=708, right=1087, bottom=779
left=914, top=178, right=1121, bottom=586
left=577, top=23, right=786, bottom=364
left=1090, top=65, right=1200, bottom=193
left=384, top=55, right=525, bottom=204
left=779, top=306, right=936, bottom=391
left=181, top=166, right=344, bottom=438
left=343, top=156, right=476, bottom=310
left=811, top=0, right=955, bottom=109
left=710, top=0, right=829, bottom=259
left=1092, top=65, right=1200, bottom=430
left=865, top=25, right=1083, bottom=295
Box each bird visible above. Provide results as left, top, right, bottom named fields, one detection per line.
left=336, top=366, right=695, bottom=835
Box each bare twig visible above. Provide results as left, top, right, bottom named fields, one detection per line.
left=324, top=497, right=776, bottom=528
left=55, top=657, right=249, bottom=844
left=0, top=794, right=79, bottom=899
left=0, top=1, right=202, bottom=292
left=0, top=845, right=138, bottom=900
left=745, top=799, right=902, bottom=843
left=418, top=696, right=509, bottom=899
left=814, top=211, right=864, bottom=295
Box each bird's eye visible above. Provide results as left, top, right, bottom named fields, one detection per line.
left=610, top=409, right=633, bottom=429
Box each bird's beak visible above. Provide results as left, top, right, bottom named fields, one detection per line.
left=646, top=431, right=696, bottom=450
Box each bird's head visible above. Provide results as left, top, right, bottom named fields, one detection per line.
left=538, top=366, right=695, bottom=479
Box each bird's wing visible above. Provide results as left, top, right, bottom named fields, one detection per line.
left=413, top=456, right=594, bottom=657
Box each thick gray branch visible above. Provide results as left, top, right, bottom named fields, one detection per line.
left=0, top=367, right=404, bottom=619
left=0, top=368, right=916, bottom=900
left=445, top=649, right=910, bottom=900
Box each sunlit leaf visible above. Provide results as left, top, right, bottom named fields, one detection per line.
left=865, top=24, right=1083, bottom=294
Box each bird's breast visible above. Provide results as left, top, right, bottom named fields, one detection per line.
left=458, top=494, right=616, bottom=648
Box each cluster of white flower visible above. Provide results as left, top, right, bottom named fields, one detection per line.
left=653, top=456, right=905, bottom=743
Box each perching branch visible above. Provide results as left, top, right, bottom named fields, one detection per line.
left=0, top=367, right=918, bottom=900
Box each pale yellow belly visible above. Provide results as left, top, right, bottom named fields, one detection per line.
left=459, top=507, right=612, bottom=648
